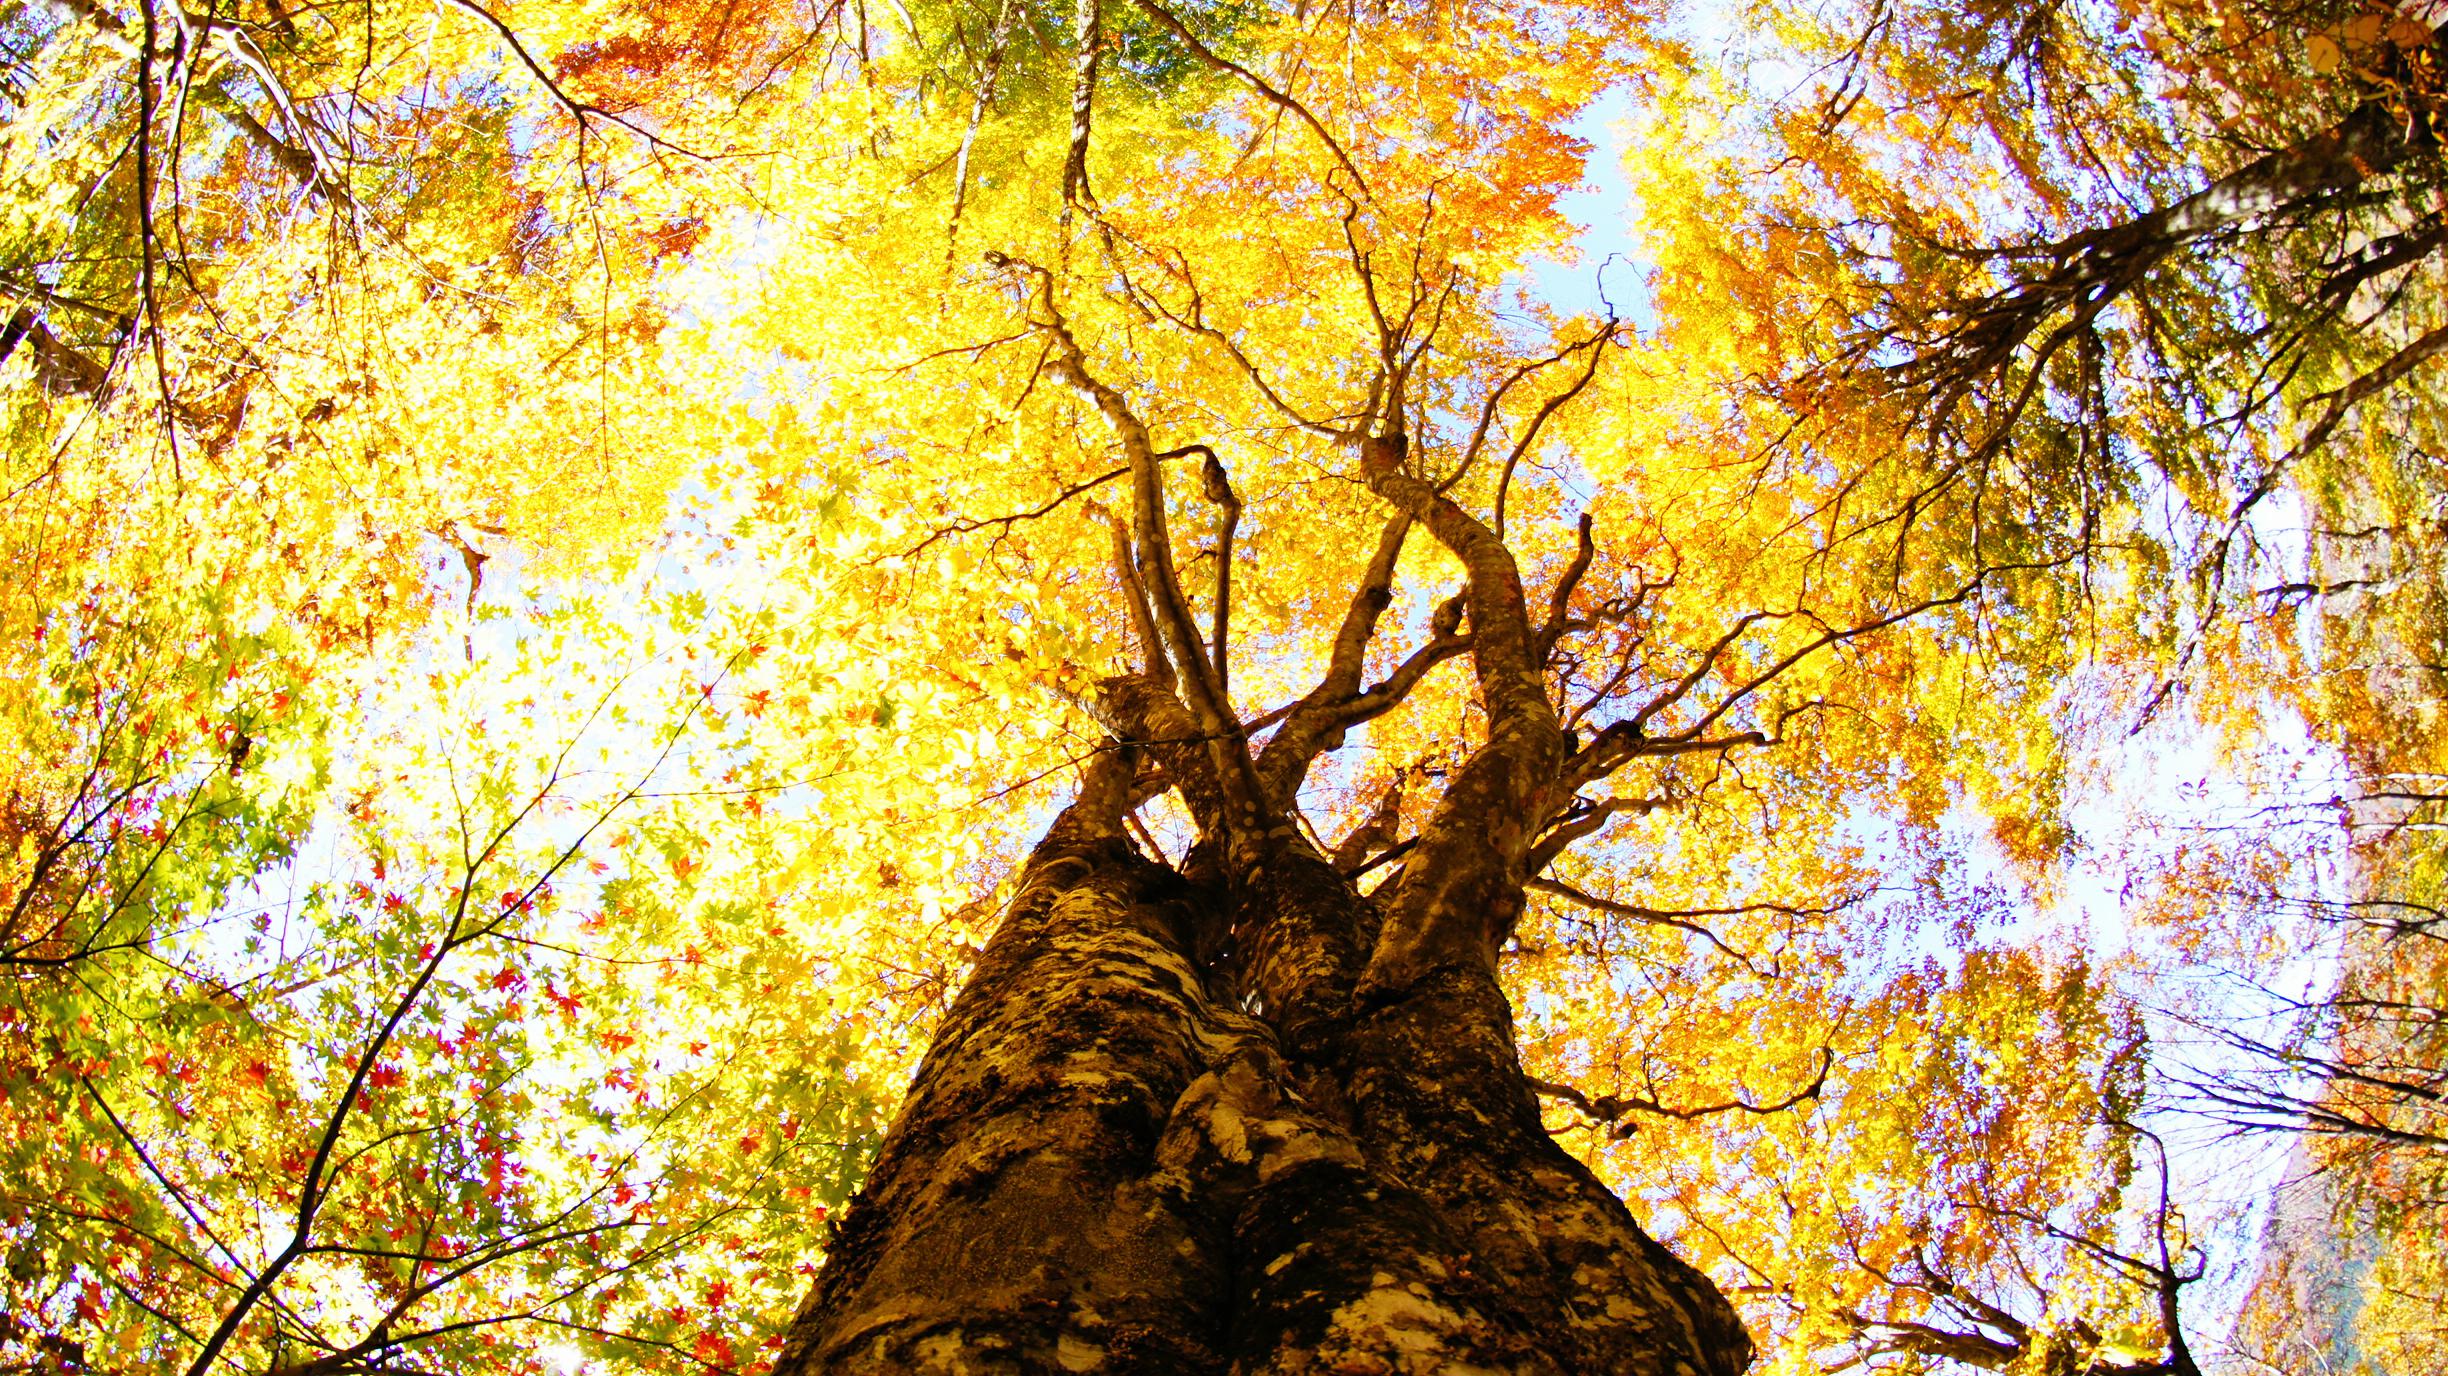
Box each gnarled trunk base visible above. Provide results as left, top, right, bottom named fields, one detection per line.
left=771, top=795, right=1752, bottom=1375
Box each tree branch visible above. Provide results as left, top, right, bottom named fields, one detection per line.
left=1253, top=514, right=1411, bottom=800
left=1524, top=875, right=1803, bottom=974
left=1130, top=0, right=1371, bottom=200
left=434, top=0, right=708, bottom=159
left=1187, top=446, right=1241, bottom=700
left=1531, top=1048, right=1832, bottom=1138
left=1359, top=435, right=1572, bottom=989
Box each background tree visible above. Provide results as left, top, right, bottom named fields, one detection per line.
left=0, top=0, right=910, bottom=1366
left=1664, top=1, right=2448, bottom=1364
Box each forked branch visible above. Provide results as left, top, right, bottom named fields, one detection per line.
left=1253, top=515, right=1473, bottom=803
left=1358, top=436, right=1573, bottom=989
left=990, top=252, right=1271, bottom=838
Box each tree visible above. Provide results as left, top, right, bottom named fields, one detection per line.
left=719, top=0, right=2147, bottom=1364
left=761, top=282, right=1767, bottom=1364
left=2, top=0, right=900, bottom=1366
left=1629, top=1, right=2448, bottom=1362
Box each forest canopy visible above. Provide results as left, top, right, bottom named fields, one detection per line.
left=2, top=0, right=2443, bottom=1371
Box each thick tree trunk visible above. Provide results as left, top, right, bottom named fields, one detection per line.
left=770, top=748, right=1752, bottom=1374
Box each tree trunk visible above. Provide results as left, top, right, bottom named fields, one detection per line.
left=769, top=740, right=1753, bottom=1374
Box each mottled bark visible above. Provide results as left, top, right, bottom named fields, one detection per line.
left=773, top=703, right=1753, bottom=1373
left=774, top=754, right=1234, bottom=1371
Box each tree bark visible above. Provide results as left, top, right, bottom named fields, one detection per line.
left=771, top=709, right=1753, bottom=1373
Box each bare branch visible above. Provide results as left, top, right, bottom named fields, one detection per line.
left=900, top=465, right=1127, bottom=559
left=435, top=0, right=708, bottom=160
left=1538, top=513, right=1597, bottom=659
left=1108, top=516, right=1173, bottom=688
left=1062, top=0, right=1103, bottom=228
left=1130, top=0, right=1371, bottom=201
left=1521, top=791, right=1669, bottom=876
left=1531, top=1048, right=1833, bottom=1138
left=1250, top=514, right=1471, bottom=803
left=1571, top=557, right=2065, bottom=790
left=1331, top=769, right=1409, bottom=874
left=1524, top=875, right=1812, bottom=974
left=2219, top=317, right=2448, bottom=543
left=1494, top=329, right=1611, bottom=539
left=946, top=0, right=1020, bottom=249
left=988, top=254, right=1301, bottom=857
left=1187, top=446, right=1242, bottom=699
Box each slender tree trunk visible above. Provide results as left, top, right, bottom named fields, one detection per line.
left=771, top=737, right=1752, bottom=1373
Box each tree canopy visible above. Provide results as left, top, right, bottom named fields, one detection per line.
left=1, top=0, right=2442, bottom=1371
